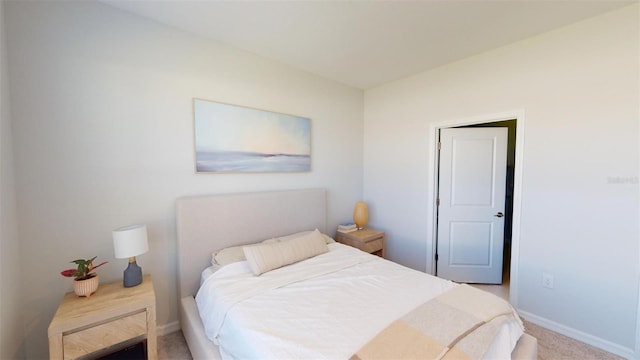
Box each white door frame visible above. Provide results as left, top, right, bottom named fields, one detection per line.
left=426, top=110, right=525, bottom=306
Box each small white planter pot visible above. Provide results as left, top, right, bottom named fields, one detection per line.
left=73, top=275, right=99, bottom=298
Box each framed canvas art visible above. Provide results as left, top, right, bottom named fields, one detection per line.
left=193, top=99, right=311, bottom=173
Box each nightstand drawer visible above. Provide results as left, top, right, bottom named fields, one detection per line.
left=63, top=311, right=146, bottom=359
left=361, top=237, right=383, bottom=254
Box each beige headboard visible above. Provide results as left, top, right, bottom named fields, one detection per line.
left=176, top=188, right=327, bottom=298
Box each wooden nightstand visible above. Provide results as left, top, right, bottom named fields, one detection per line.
left=48, top=275, right=157, bottom=360
left=335, top=228, right=386, bottom=258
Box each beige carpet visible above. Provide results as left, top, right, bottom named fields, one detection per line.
left=523, top=320, right=624, bottom=360
left=157, top=325, right=624, bottom=360
left=157, top=331, right=193, bottom=360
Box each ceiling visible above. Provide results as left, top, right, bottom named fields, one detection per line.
left=102, top=1, right=636, bottom=89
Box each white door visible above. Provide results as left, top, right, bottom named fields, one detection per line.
left=436, top=128, right=508, bottom=284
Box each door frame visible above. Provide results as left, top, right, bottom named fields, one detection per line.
left=426, top=110, right=525, bottom=306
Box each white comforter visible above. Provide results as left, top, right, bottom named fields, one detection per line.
left=196, top=243, right=523, bottom=359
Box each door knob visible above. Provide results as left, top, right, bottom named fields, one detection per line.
left=495, top=212, right=504, bottom=218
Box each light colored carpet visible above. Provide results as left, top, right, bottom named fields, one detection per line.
left=157, top=331, right=193, bottom=360
left=523, top=320, right=623, bottom=360
left=157, top=325, right=624, bottom=360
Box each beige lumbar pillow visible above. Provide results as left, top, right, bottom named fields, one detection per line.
left=243, top=229, right=328, bottom=275
left=212, top=231, right=335, bottom=267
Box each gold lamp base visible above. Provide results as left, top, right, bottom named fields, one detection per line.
left=353, top=201, right=369, bottom=230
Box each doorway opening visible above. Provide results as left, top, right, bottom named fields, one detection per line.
left=428, top=112, right=524, bottom=305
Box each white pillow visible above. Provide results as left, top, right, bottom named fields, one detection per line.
left=211, top=245, right=246, bottom=266
left=243, top=229, right=328, bottom=275
left=278, top=230, right=335, bottom=244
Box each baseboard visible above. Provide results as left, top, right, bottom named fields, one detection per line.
left=519, top=310, right=636, bottom=359
left=157, top=320, right=181, bottom=336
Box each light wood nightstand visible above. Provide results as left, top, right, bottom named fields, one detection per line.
left=335, top=228, right=386, bottom=258
left=48, top=275, right=157, bottom=360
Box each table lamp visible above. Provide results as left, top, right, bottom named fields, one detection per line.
left=353, top=201, right=369, bottom=229
left=113, top=224, right=149, bottom=287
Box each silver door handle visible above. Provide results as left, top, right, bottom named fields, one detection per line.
left=495, top=212, right=504, bottom=218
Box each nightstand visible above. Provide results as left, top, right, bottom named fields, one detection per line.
left=335, top=228, right=386, bottom=258
left=48, top=275, right=157, bottom=360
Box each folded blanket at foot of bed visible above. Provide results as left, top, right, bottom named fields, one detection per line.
left=351, top=284, right=524, bottom=360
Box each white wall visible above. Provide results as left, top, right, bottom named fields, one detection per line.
left=4, top=2, right=363, bottom=357
left=364, top=4, right=639, bottom=357
left=0, top=1, right=25, bottom=359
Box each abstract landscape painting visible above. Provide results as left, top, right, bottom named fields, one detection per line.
left=194, top=99, right=311, bottom=172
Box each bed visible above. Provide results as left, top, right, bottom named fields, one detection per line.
left=176, top=188, right=537, bottom=359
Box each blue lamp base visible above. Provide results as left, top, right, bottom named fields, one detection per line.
left=123, top=257, right=143, bottom=287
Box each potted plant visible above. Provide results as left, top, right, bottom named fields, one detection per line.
left=60, top=256, right=108, bottom=297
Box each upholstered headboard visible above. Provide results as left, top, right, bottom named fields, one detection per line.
left=176, top=188, right=327, bottom=298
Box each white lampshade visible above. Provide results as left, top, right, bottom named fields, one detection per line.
left=113, top=224, right=149, bottom=259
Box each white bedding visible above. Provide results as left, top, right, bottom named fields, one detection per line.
left=196, top=243, right=523, bottom=359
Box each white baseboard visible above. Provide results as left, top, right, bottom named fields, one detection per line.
left=157, top=320, right=181, bottom=336
left=519, top=310, right=637, bottom=359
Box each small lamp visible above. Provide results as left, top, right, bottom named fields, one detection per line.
left=113, top=224, right=149, bottom=288
left=353, top=201, right=369, bottom=230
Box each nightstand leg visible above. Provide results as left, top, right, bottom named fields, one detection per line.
left=49, top=333, right=63, bottom=360
left=146, top=305, right=157, bottom=360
